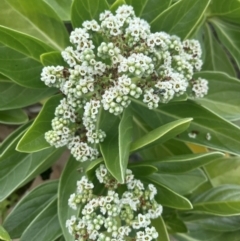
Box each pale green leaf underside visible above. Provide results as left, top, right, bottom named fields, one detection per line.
left=3, top=181, right=58, bottom=238
left=192, top=185, right=240, bottom=216
left=20, top=199, right=62, bottom=241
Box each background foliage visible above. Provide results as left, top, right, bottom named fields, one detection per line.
left=1, top=0, right=240, bottom=240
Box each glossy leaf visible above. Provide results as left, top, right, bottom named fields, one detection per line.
left=0, top=132, right=63, bottom=201
left=58, top=156, right=89, bottom=241
left=20, top=199, right=61, bottom=241
left=193, top=71, right=240, bottom=120
left=0, top=0, right=69, bottom=50
left=152, top=216, right=170, bottom=241
left=3, top=181, right=58, bottom=238
left=71, top=0, right=109, bottom=28
left=41, top=51, right=67, bottom=67
left=43, top=0, right=73, bottom=21
left=202, top=24, right=236, bottom=77
left=131, top=100, right=240, bottom=155
left=147, top=152, right=224, bottom=174
left=206, top=156, right=240, bottom=186
left=130, top=118, right=192, bottom=152
left=144, top=177, right=193, bottom=210
left=125, top=0, right=171, bottom=22
left=0, top=81, right=56, bottom=111
left=17, top=95, right=62, bottom=153
left=192, top=185, right=240, bottom=216
left=150, top=0, right=211, bottom=39
left=149, top=169, right=207, bottom=195
left=100, top=108, right=132, bottom=183
left=210, top=19, right=240, bottom=69
left=0, top=109, right=28, bottom=125
left=0, top=226, right=10, bottom=241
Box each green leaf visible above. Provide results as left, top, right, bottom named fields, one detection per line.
left=85, top=158, right=103, bottom=179
left=107, top=0, right=116, bottom=5
left=152, top=216, right=170, bottom=241
left=43, top=0, right=73, bottom=21
left=71, top=0, right=109, bottom=28
left=17, top=95, right=62, bottom=153
left=131, top=100, right=240, bottom=155
left=165, top=217, right=188, bottom=233
left=0, top=0, right=69, bottom=50
left=118, top=108, right=133, bottom=177
left=55, top=236, right=65, bottom=241
left=3, top=181, right=58, bottom=238
left=110, top=0, right=126, bottom=12
left=148, top=169, right=207, bottom=195
left=58, top=156, right=89, bottom=241
left=130, top=118, right=192, bottom=153
left=210, top=19, right=240, bottom=69
left=0, top=26, right=54, bottom=88
left=147, top=152, right=224, bottom=174
left=0, top=121, right=31, bottom=157
left=100, top=108, right=132, bottom=183
left=193, top=71, right=240, bottom=121
left=210, top=0, right=240, bottom=24
left=144, top=177, right=193, bottom=210
left=20, top=199, right=61, bottom=241
left=0, top=46, right=44, bottom=89
left=150, top=0, right=211, bottom=39
left=173, top=229, right=240, bottom=241
left=139, top=139, right=193, bottom=160
left=41, top=51, right=67, bottom=67
left=129, top=164, right=158, bottom=176
left=0, top=226, right=10, bottom=241
left=132, top=115, right=192, bottom=159
left=183, top=214, right=240, bottom=232
left=0, top=81, right=56, bottom=110
left=202, top=24, right=236, bottom=77
left=0, top=132, right=64, bottom=201
left=0, top=26, right=54, bottom=61
left=192, top=185, right=240, bottom=216
left=125, top=0, right=171, bottom=22
left=0, top=109, right=28, bottom=125
left=205, top=156, right=240, bottom=186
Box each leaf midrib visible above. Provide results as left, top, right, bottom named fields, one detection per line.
left=5, top=0, right=62, bottom=51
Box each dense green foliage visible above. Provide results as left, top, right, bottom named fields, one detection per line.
left=1, top=0, right=240, bottom=240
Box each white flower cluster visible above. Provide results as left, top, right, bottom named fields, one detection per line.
left=190, top=77, right=209, bottom=98
left=41, top=4, right=208, bottom=162
left=66, top=164, right=162, bottom=241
